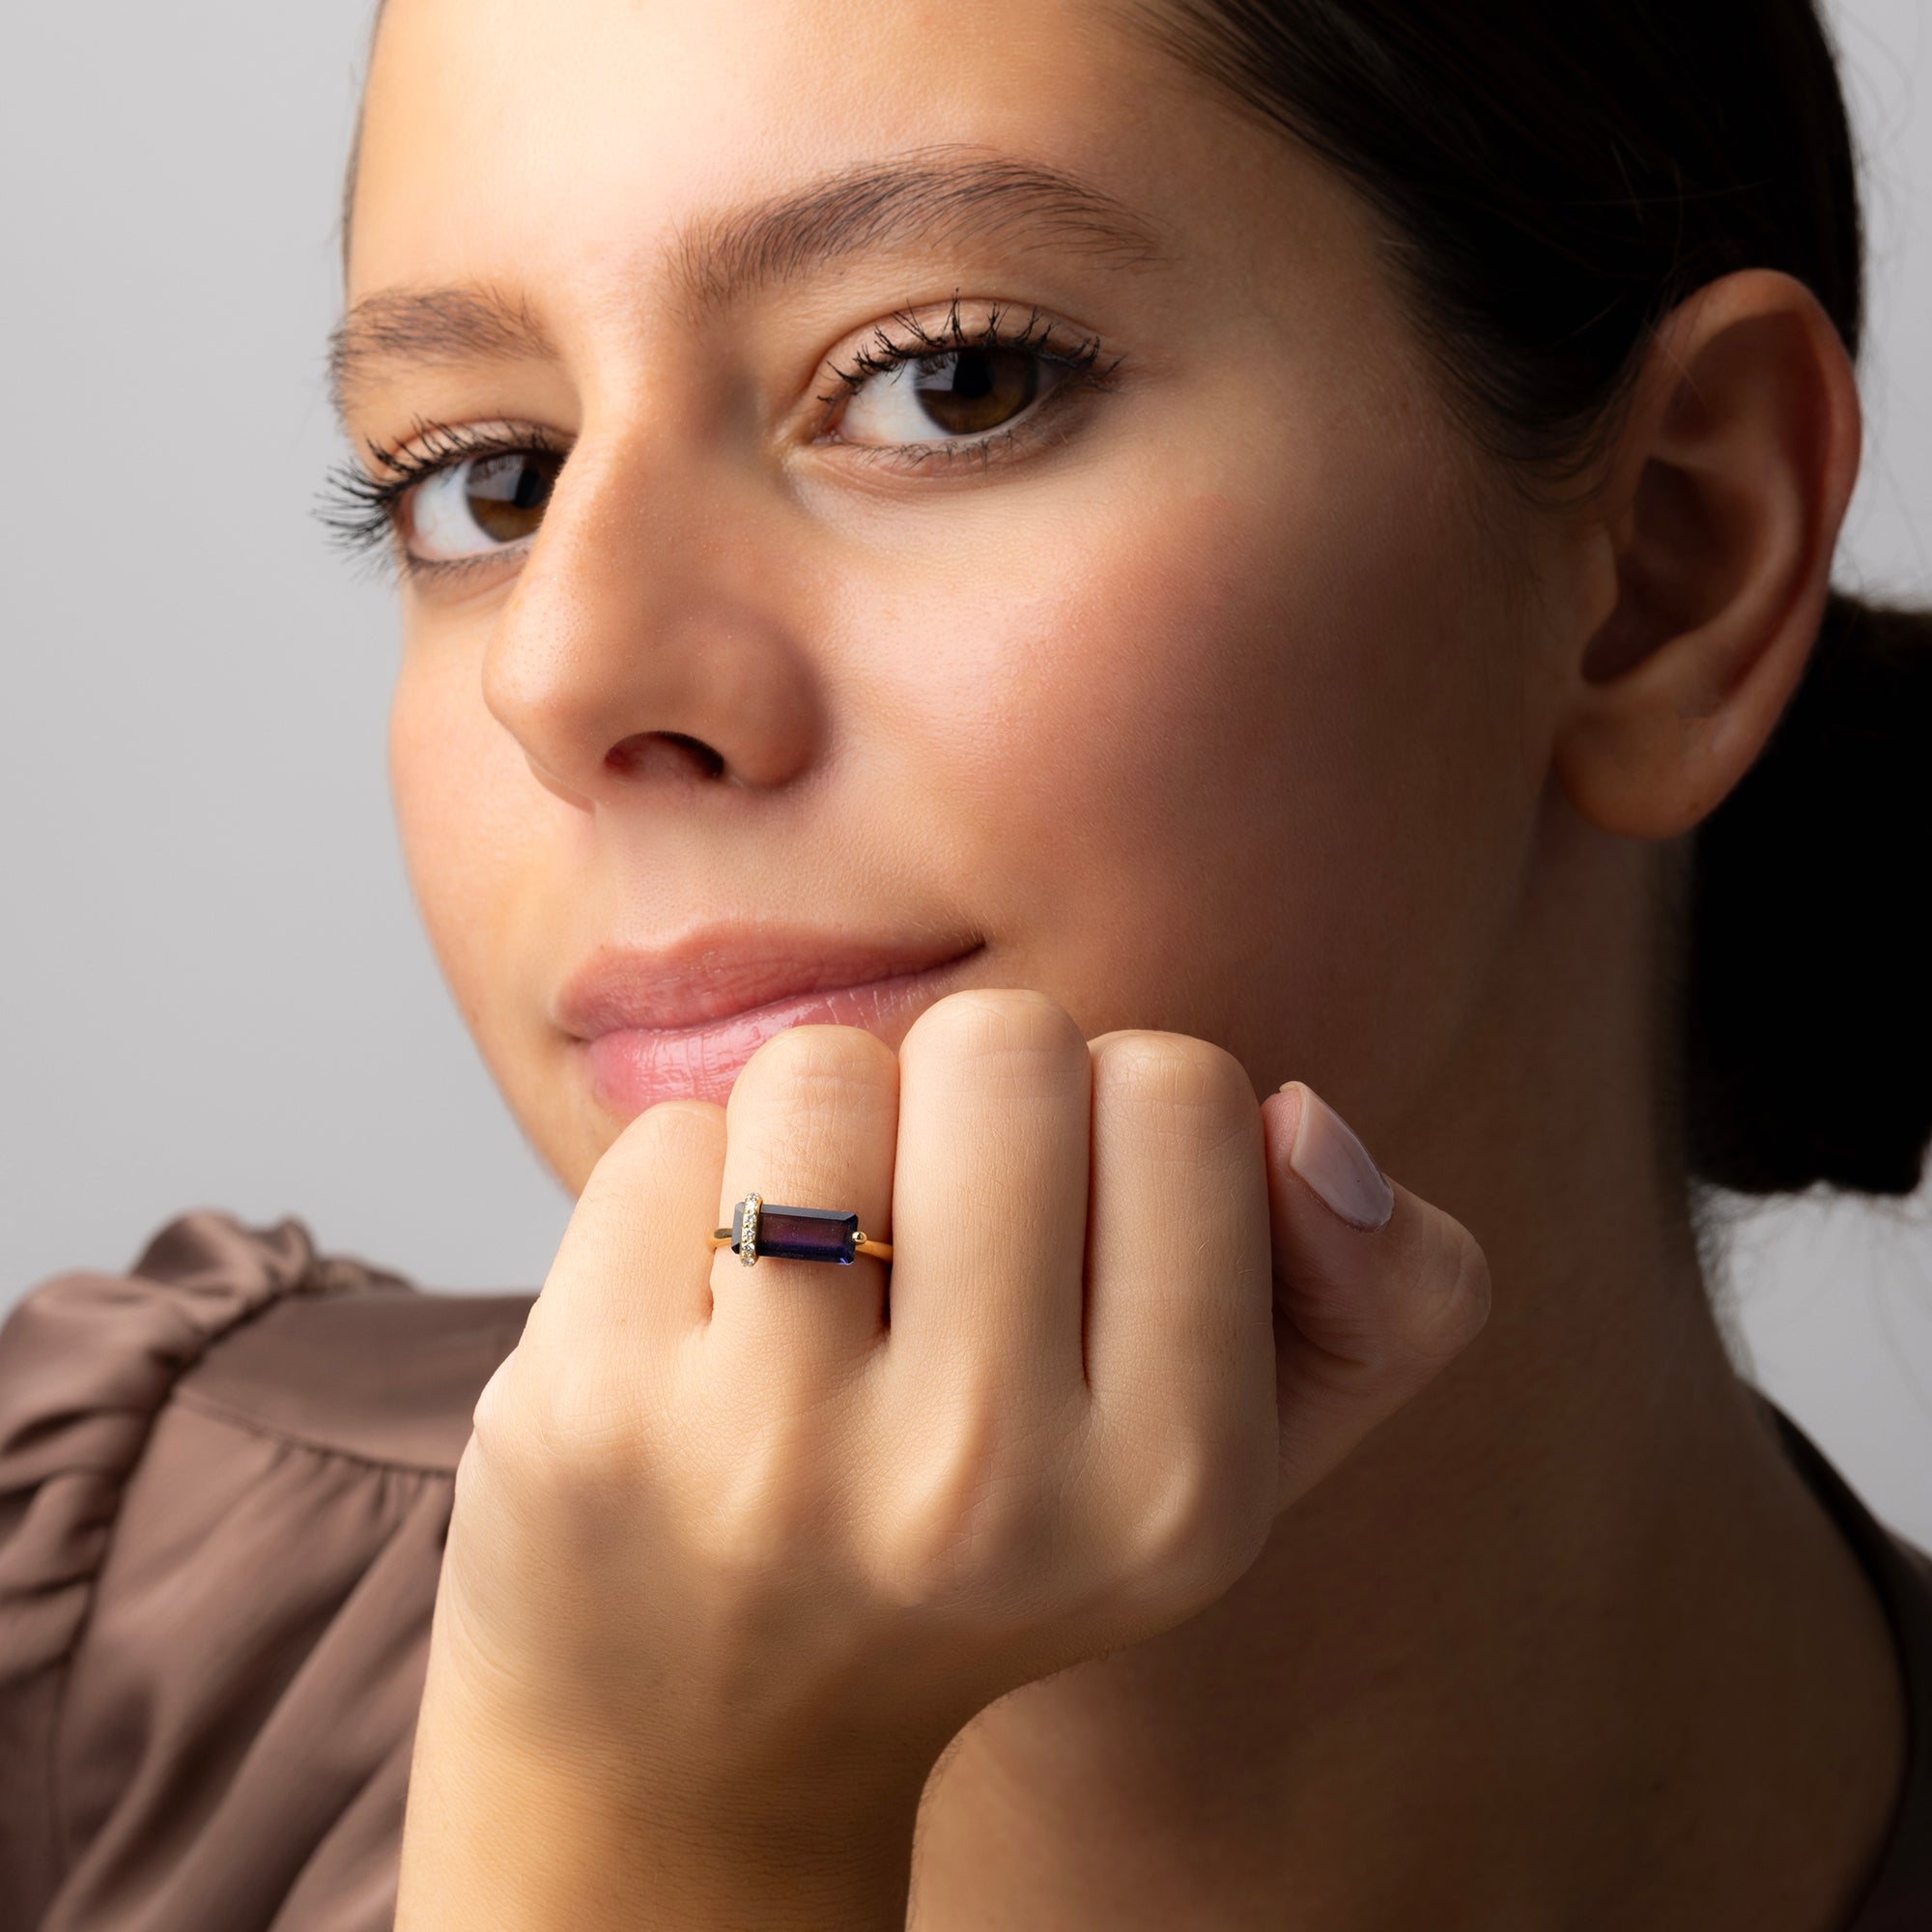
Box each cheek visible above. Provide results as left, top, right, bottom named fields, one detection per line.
left=387, top=639, right=543, bottom=1044
left=867, top=435, right=1536, bottom=1120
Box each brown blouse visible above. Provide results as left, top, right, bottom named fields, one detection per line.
left=1, top=1208, right=1927, bottom=1931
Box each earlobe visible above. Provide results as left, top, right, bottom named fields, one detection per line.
left=1551, top=270, right=1862, bottom=843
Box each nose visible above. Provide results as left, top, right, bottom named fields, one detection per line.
left=480, top=436, right=823, bottom=810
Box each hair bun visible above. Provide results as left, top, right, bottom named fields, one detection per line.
left=1685, top=590, right=1932, bottom=1195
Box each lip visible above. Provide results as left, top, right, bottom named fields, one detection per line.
left=556, top=926, right=984, bottom=1116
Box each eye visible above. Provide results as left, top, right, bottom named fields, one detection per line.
left=405, top=449, right=563, bottom=562
left=816, top=300, right=1122, bottom=467
left=837, top=344, right=1059, bottom=446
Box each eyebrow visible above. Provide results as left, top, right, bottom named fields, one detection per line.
left=327, top=148, right=1173, bottom=420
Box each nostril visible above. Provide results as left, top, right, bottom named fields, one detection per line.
left=607, top=732, right=726, bottom=781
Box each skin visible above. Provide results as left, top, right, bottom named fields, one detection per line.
left=342, top=0, right=1907, bottom=1924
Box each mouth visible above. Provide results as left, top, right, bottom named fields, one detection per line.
left=564, top=942, right=985, bottom=1117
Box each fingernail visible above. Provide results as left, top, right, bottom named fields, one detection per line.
left=1277, top=1082, right=1394, bottom=1232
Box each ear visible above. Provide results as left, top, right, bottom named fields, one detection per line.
left=1551, top=269, right=1862, bottom=839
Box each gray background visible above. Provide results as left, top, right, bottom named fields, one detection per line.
left=3, top=4, right=1928, bottom=1537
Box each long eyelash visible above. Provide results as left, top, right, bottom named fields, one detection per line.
left=314, top=418, right=567, bottom=563
left=315, top=302, right=1120, bottom=570
left=813, top=295, right=1125, bottom=422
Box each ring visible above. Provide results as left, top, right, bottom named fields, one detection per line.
left=707, top=1192, right=894, bottom=1267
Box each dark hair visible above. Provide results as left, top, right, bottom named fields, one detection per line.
left=1119, top=0, right=1932, bottom=1197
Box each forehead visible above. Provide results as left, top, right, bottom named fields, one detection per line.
left=346, top=0, right=1346, bottom=317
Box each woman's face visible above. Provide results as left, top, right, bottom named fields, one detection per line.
left=345, top=0, right=1564, bottom=1199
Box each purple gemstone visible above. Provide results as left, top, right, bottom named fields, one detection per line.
left=748, top=1205, right=859, bottom=1264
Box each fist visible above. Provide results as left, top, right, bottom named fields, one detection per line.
left=437, top=988, right=1490, bottom=1826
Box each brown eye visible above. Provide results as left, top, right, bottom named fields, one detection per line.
left=405, top=449, right=562, bottom=560
left=840, top=346, right=1054, bottom=446
left=909, top=348, right=1041, bottom=435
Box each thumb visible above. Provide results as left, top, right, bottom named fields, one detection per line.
left=1261, top=1081, right=1492, bottom=1513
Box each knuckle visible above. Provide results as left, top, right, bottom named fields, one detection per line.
left=1397, top=1219, right=1493, bottom=1366
left=680, top=1419, right=845, bottom=1599
left=902, top=986, right=1083, bottom=1065
left=1093, top=1029, right=1245, bottom=1090
left=1092, top=1033, right=1258, bottom=1166
left=1119, top=1438, right=1268, bottom=1600
left=872, top=1415, right=1064, bottom=1619
left=466, top=1347, right=535, bottom=1467
left=639, top=1094, right=728, bottom=1143
left=495, top=1345, right=647, bottom=1502
left=737, top=1023, right=897, bottom=1122
left=687, top=1493, right=809, bottom=1608
left=469, top=1348, right=518, bottom=1440
left=575, top=1100, right=724, bottom=1225
left=607, top=1094, right=725, bottom=1172
left=677, top=1495, right=867, bottom=1711
left=452, top=1347, right=657, bottom=1574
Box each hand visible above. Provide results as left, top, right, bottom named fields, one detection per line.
left=399, top=989, right=1491, bottom=1928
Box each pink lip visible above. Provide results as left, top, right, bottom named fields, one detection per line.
left=556, top=928, right=983, bottom=1117
left=577, top=959, right=977, bottom=1115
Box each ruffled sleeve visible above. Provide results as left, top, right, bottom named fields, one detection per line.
left=0, top=1209, right=532, bottom=1932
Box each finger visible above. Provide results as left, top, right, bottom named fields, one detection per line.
left=1263, top=1082, right=1492, bottom=1512
left=1079, top=1032, right=1277, bottom=1539
left=706, top=1023, right=901, bottom=1385
left=515, top=1096, right=728, bottom=1413
left=882, top=989, right=1092, bottom=1406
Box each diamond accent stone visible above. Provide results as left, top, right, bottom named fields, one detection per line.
left=733, top=1192, right=762, bottom=1266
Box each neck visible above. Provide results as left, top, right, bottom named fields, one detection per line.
left=906, top=824, right=1907, bottom=1929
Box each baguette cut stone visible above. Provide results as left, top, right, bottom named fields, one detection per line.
left=731, top=1202, right=859, bottom=1264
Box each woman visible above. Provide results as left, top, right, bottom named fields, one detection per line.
left=3, top=0, right=1928, bottom=1925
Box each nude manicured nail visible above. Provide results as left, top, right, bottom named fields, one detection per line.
left=1279, top=1082, right=1394, bottom=1232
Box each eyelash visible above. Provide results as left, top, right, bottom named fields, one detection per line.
left=811, top=297, right=1123, bottom=466
left=315, top=298, right=1125, bottom=572
left=317, top=418, right=570, bottom=569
